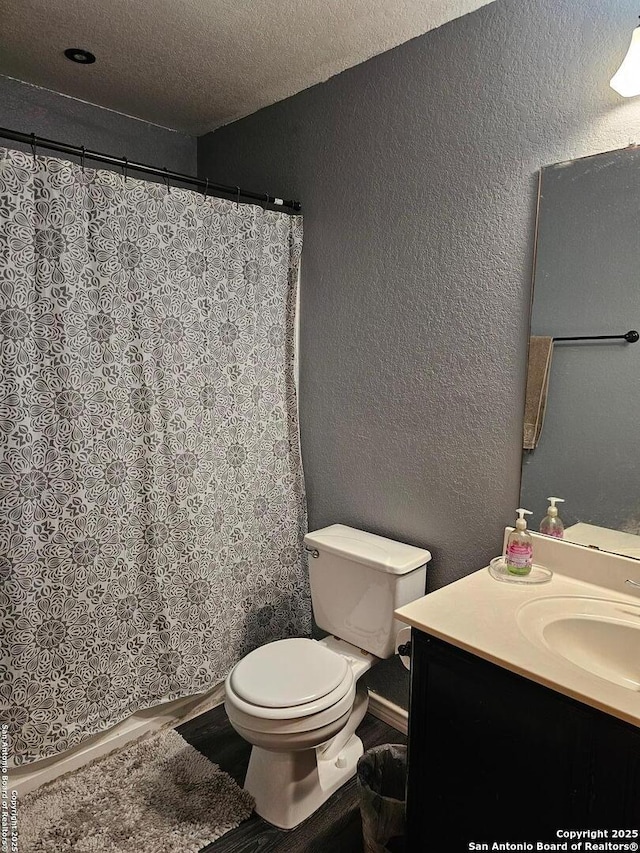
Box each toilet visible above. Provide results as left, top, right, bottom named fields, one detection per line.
left=224, top=524, right=431, bottom=829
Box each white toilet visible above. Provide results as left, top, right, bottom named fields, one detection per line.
left=224, top=524, right=431, bottom=829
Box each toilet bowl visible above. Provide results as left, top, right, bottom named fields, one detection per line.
left=224, top=636, right=374, bottom=828
left=225, top=525, right=432, bottom=829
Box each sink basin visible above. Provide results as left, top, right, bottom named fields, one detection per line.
left=517, top=596, right=640, bottom=691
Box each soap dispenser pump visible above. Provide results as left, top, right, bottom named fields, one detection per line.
left=540, top=497, right=565, bottom=539
left=506, top=509, right=533, bottom=576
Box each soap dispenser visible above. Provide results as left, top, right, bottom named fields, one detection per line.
left=506, top=509, right=533, bottom=576
left=539, top=497, right=565, bottom=539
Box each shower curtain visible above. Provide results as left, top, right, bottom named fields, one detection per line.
left=0, top=147, right=310, bottom=765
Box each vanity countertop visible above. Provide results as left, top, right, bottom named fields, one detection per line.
left=395, top=552, right=640, bottom=729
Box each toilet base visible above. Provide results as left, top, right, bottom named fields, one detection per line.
left=244, top=733, right=365, bottom=830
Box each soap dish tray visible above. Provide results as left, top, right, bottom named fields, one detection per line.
left=488, top=557, right=553, bottom=584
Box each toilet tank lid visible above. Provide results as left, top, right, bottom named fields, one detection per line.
left=304, top=524, right=432, bottom=575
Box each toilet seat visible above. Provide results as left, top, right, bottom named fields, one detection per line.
left=225, top=680, right=356, bottom=736
left=230, top=638, right=349, bottom=708
left=225, top=638, right=355, bottom=721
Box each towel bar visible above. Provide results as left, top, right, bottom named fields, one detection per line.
left=553, top=330, right=638, bottom=343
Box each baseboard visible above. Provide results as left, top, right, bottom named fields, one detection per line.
left=367, top=691, right=408, bottom=736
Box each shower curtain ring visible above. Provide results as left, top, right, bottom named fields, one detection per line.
left=30, top=133, right=37, bottom=163
left=164, top=167, right=170, bottom=193
left=236, top=186, right=241, bottom=206
left=80, top=146, right=86, bottom=172
left=203, top=176, right=209, bottom=198
left=122, top=157, right=128, bottom=182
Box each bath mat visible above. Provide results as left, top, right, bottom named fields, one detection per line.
left=19, top=728, right=254, bottom=853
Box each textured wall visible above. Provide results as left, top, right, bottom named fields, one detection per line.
left=0, top=75, right=196, bottom=174
left=199, top=0, right=640, bottom=596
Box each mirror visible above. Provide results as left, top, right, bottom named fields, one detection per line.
left=520, top=146, right=640, bottom=559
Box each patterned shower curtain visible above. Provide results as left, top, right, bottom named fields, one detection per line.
left=0, top=147, right=310, bottom=765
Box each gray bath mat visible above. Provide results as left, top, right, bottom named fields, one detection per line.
left=19, top=728, right=255, bottom=852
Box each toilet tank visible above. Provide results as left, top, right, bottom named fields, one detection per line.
left=303, top=524, right=432, bottom=659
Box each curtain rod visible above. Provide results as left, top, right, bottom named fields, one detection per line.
left=0, top=126, right=301, bottom=213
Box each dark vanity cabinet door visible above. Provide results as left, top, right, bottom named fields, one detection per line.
left=589, top=713, right=640, bottom=820
left=406, top=631, right=640, bottom=851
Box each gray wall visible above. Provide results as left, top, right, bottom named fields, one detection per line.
left=521, top=149, right=640, bottom=534
left=198, top=0, right=640, bottom=704
left=0, top=75, right=196, bottom=175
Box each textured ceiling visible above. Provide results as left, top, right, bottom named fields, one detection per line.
left=1, top=0, right=493, bottom=135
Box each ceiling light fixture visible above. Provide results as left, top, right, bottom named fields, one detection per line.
left=64, top=48, right=96, bottom=65
left=610, top=18, right=640, bottom=97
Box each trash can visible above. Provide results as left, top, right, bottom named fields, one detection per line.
left=356, top=744, right=407, bottom=853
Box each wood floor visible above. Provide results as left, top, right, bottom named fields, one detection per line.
left=177, top=704, right=406, bottom=853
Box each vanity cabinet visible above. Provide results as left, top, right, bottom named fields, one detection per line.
left=406, top=630, right=640, bottom=850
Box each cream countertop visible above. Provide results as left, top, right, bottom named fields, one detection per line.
left=395, top=533, right=640, bottom=729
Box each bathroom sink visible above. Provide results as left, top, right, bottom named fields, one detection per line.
left=517, top=596, right=640, bottom=691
